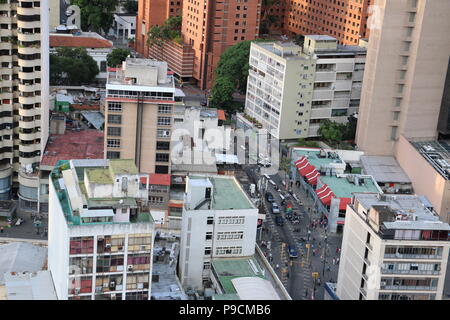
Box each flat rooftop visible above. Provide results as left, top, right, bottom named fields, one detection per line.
left=354, top=193, right=450, bottom=231
left=4, top=271, right=57, bottom=300
left=41, top=130, right=104, bottom=168
left=360, top=156, right=411, bottom=183
left=190, top=175, right=255, bottom=210
left=211, top=257, right=265, bottom=295
left=410, top=140, right=450, bottom=180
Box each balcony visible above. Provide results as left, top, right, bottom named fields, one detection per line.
left=381, top=269, right=440, bottom=276
left=380, top=285, right=437, bottom=291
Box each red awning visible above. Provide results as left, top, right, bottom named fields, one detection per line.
left=318, top=186, right=335, bottom=206
left=339, top=198, right=352, bottom=211
left=295, top=156, right=307, bottom=168
left=307, top=170, right=320, bottom=185
left=315, top=184, right=328, bottom=196
left=299, top=163, right=315, bottom=177
left=337, top=220, right=345, bottom=225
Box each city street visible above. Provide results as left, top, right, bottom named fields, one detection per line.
left=241, top=165, right=342, bottom=300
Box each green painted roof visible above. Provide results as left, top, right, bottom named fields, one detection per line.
left=292, top=148, right=379, bottom=198
left=109, top=159, right=138, bottom=176
left=87, top=197, right=137, bottom=208
left=320, top=175, right=379, bottom=198
left=211, top=257, right=265, bottom=294
left=86, top=168, right=113, bottom=184
left=190, top=176, right=254, bottom=210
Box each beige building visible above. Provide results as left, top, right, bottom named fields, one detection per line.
left=0, top=0, right=50, bottom=213
left=336, top=193, right=450, bottom=300
left=355, top=0, right=450, bottom=156
left=244, top=36, right=366, bottom=141
left=396, top=136, right=450, bottom=224
left=104, top=58, right=176, bottom=174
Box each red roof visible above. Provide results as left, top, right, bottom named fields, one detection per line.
left=140, top=174, right=171, bottom=186
left=50, top=35, right=113, bottom=49
left=71, top=104, right=100, bottom=111
left=339, top=198, right=352, bottom=211
left=217, top=109, right=226, bottom=121
left=169, top=202, right=183, bottom=208
left=41, top=130, right=104, bottom=167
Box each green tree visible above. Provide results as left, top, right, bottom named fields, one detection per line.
left=210, top=40, right=256, bottom=111
left=106, top=48, right=131, bottom=67
left=260, top=0, right=280, bottom=35
left=50, top=47, right=99, bottom=85
left=146, top=16, right=182, bottom=46
left=317, top=119, right=346, bottom=143
left=71, top=0, right=118, bottom=34
left=295, top=139, right=320, bottom=148
left=122, top=0, right=138, bottom=14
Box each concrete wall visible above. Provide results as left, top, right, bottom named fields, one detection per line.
left=396, top=135, right=450, bottom=223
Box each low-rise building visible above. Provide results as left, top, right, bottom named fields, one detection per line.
left=179, top=174, right=259, bottom=290
left=50, top=32, right=113, bottom=80
left=48, top=159, right=155, bottom=300
left=336, top=193, right=450, bottom=300
left=4, top=271, right=57, bottom=300
left=360, top=156, right=412, bottom=194
left=290, top=147, right=382, bottom=233
left=244, top=36, right=366, bottom=141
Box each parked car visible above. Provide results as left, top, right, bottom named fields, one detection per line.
left=271, top=202, right=280, bottom=214
left=265, top=192, right=274, bottom=203
left=275, top=216, right=284, bottom=226
left=288, top=245, right=298, bottom=259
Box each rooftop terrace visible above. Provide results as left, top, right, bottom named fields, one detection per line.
left=189, top=175, right=255, bottom=210
left=410, top=140, right=450, bottom=180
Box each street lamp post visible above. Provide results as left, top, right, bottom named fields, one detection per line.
left=322, top=234, right=328, bottom=277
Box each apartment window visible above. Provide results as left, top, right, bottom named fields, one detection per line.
left=390, top=126, right=398, bottom=141
left=155, top=153, right=169, bottom=162
left=157, top=129, right=170, bottom=138
left=158, top=104, right=172, bottom=114
left=107, top=151, right=121, bottom=159
left=204, top=247, right=211, bottom=255
left=401, top=56, right=409, bottom=66
left=108, top=102, right=122, bottom=112
left=217, top=231, right=244, bottom=240
left=207, top=217, right=214, bottom=225
left=205, top=232, right=213, bottom=240
left=393, top=111, right=400, bottom=121
left=107, top=139, right=120, bottom=148
left=203, top=262, right=211, bottom=270
left=157, top=117, right=171, bottom=126
left=149, top=196, right=164, bottom=204
left=156, top=141, right=170, bottom=150
left=108, top=114, right=122, bottom=124
left=215, top=246, right=243, bottom=255
left=397, top=84, right=404, bottom=94
left=399, top=70, right=407, bottom=80
left=107, top=127, right=121, bottom=136
left=218, top=216, right=245, bottom=225
left=69, top=237, right=94, bottom=255
left=394, top=98, right=402, bottom=107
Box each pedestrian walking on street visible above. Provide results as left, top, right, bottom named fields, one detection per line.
left=276, top=264, right=280, bottom=270
left=0, top=226, right=3, bottom=233
left=336, top=247, right=339, bottom=254
left=336, top=257, right=340, bottom=265
left=333, top=258, right=336, bottom=265
left=327, top=265, right=331, bottom=272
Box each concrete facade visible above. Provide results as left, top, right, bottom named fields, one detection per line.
left=48, top=159, right=155, bottom=300
left=179, top=175, right=259, bottom=290
left=336, top=193, right=450, bottom=300
left=356, top=0, right=450, bottom=156
left=245, top=36, right=366, bottom=141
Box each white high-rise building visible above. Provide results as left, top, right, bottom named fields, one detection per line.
left=336, top=193, right=450, bottom=300
left=179, top=174, right=259, bottom=290
left=0, top=0, right=50, bottom=212
left=48, top=159, right=155, bottom=300
left=243, top=35, right=366, bottom=141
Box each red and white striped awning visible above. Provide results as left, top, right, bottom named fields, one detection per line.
left=306, top=169, right=320, bottom=185
left=295, top=156, right=308, bottom=168
left=299, top=163, right=315, bottom=177
left=315, top=184, right=335, bottom=206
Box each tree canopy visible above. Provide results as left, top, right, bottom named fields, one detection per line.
left=317, top=118, right=357, bottom=149
left=209, top=40, right=256, bottom=112
left=71, top=0, right=118, bottom=34
left=122, top=0, right=138, bottom=14
left=147, top=16, right=182, bottom=46
left=50, top=47, right=99, bottom=85
left=107, top=48, right=131, bottom=67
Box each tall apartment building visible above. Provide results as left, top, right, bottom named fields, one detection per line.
left=244, top=35, right=365, bottom=141
left=336, top=193, right=450, bottom=300
left=105, top=58, right=176, bottom=175
left=179, top=174, right=259, bottom=290
left=182, top=0, right=262, bottom=89
left=135, top=0, right=183, bottom=56
left=0, top=0, right=49, bottom=213
left=284, top=0, right=371, bottom=45
left=355, top=0, right=450, bottom=156
left=48, top=159, right=155, bottom=300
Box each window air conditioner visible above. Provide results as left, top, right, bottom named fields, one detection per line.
left=128, top=265, right=134, bottom=271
